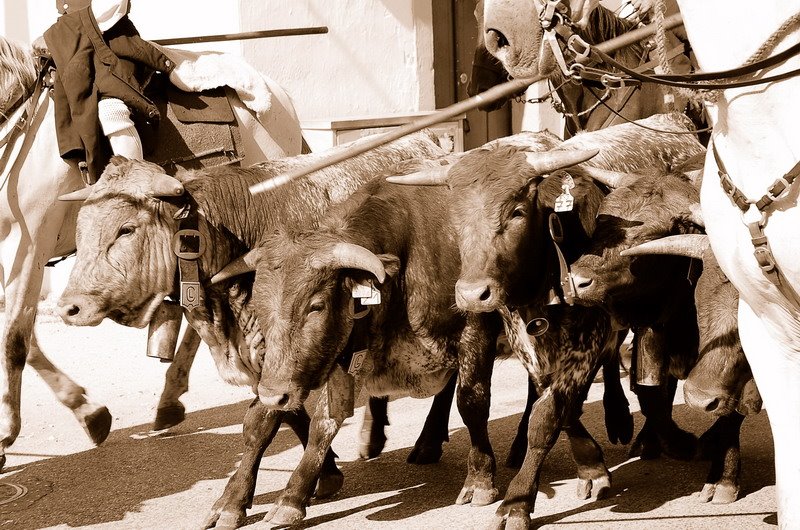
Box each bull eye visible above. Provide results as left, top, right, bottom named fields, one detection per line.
left=511, top=206, right=526, bottom=219
left=308, top=300, right=325, bottom=314
left=116, top=224, right=136, bottom=239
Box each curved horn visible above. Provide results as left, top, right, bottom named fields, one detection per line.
left=210, top=248, right=268, bottom=284
left=620, top=234, right=710, bottom=260
left=525, top=148, right=599, bottom=174
left=386, top=166, right=450, bottom=186
left=311, top=242, right=387, bottom=283
left=151, top=173, right=185, bottom=198
left=581, top=166, right=638, bottom=189
left=58, top=184, right=100, bottom=202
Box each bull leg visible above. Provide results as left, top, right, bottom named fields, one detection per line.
left=454, top=316, right=498, bottom=507
left=507, top=377, right=536, bottom=468
left=359, top=396, right=388, bottom=460
left=153, top=325, right=201, bottom=431
left=282, top=406, right=343, bottom=499
left=602, top=333, right=633, bottom=445
left=266, top=366, right=357, bottom=526
left=408, top=372, right=456, bottom=464
left=203, top=397, right=284, bottom=529
left=631, top=377, right=697, bottom=460
left=564, top=413, right=611, bottom=500
left=26, top=332, right=111, bottom=445
left=697, top=412, right=744, bottom=504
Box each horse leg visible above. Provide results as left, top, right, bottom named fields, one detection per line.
left=153, top=324, right=201, bottom=431
left=26, top=331, right=111, bottom=445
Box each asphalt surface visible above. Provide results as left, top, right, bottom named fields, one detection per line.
left=1, top=306, right=778, bottom=529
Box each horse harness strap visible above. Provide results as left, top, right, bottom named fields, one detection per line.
left=171, top=197, right=207, bottom=311
left=712, top=142, right=800, bottom=312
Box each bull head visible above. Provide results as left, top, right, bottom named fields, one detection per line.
left=387, top=148, right=600, bottom=187
left=59, top=156, right=185, bottom=201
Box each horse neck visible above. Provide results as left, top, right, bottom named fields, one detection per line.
left=677, top=0, right=800, bottom=193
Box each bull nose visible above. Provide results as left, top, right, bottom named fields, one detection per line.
left=571, top=271, right=594, bottom=295
left=683, top=383, right=720, bottom=413
left=455, top=279, right=498, bottom=312
left=57, top=295, right=103, bottom=326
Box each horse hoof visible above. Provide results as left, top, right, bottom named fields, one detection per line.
left=153, top=403, right=186, bottom=431
left=84, top=406, right=112, bottom=445
left=267, top=502, right=305, bottom=526
left=406, top=443, right=443, bottom=465
left=315, top=470, right=344, bottom=499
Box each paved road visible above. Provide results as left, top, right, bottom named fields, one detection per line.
left=1, top=307, right=778, bottom=529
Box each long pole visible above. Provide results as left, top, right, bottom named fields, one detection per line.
left=153, top=26, right=328, bottom=46
left=250, top=13, right=684, bottom=195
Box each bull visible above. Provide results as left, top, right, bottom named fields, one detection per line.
left=388, top=113, right=704, bottom=528
left=54, top=132, right=447, bottom=526
left=612, top=227, right=763, bottom=503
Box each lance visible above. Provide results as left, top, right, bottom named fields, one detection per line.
left=154, top=26, right=328, bottom=46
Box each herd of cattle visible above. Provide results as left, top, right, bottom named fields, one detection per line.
left=45, top=110, right=763, bottom=528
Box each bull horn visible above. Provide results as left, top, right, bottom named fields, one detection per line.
left=620, top=234, right=710, bottom=260
left=581, top=166, right=638, bottom=189
left=386, top=166, right=450, bottom=186
left=151, top=173, right=185, bottom=198
left=525, top=148, right=599, bottom=174
left=59, top=183, right=103, bottom=201
left=210, top=248, right=268, bottom=284
left=312, top=242, right=387, bottom=283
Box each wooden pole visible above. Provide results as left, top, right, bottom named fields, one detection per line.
left=249, top=13, right=684, bottom=195
left=153, top=26, right=328, bottom=46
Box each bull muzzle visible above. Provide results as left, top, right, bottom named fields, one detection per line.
left=57, top=294, right=105, bottom=327
left=455, top=278, right=503, bottom=312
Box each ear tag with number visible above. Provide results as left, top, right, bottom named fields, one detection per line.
left=351, top=279, right=381, bottom=306
left=554, top=173, right=575, bottom=213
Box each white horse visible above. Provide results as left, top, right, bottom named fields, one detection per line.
left=673, top=2, right=800, bottom=527
left=0, top=36, right=303, bottom=470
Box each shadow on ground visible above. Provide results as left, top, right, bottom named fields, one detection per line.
left=0, top=395, right=777, bottom=529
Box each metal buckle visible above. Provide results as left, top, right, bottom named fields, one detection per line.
left=567, top=35, right=591, bottom=63
left=766, top=177, right=791, bottom=201
left=600, top=73, right=638, bottom=89
left=754, top=246, right=777, bottom=273
left=172, top=229, right=206, bottom=260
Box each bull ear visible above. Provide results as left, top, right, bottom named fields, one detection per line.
left=151, top=173, right=185, bottom=198
left=620, top=234, right=710, bottom=260
left=386, top=165, right=450, bottom=186
left=525, top=148, right=599, bottom=174
left=210, top=248, right=268, bottom=284
left=311, top=242, right=388, bottom=283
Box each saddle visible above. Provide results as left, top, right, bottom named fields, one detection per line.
left=143, top=77, right=245, bottom=176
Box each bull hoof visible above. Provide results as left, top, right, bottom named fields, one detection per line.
left=629, top=432, right=661, bottom=460
left=605, top=410, right=634, bottom=445
left=83, top=406, right=112, bottom=446
left=153, top=403, right=186, bottom=431
left=406, top=442, right=443, bottom=465
left=493, top=505, right=532, bottom=530
left=266, top=501, right=306, bottom=526
left=202, top=508, right=245, bottom=529
left=314, top=469, right=344, bottom=499
left=455, top=484, right=498, bottom=506
left=660, top=427, right=697, bottom=461
left=358, top=431, right=386, bottom=460
left=578, top=475, right=611, bottom=500
left=712, top=482, right=739, bottom=504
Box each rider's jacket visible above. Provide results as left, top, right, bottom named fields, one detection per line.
left=43, top=6, right=174, bottom=180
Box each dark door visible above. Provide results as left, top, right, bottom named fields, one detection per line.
left=433, top=0, right=512, bottom=150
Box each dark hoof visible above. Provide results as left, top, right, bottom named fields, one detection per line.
left=630, top=431, right=661, bottom=460
left=406, top=442, right=443, bottom=465
left=84, top=406, right=113, bottom=445
left=358, top=432, right=386, bottom=460
left=266, top=500, right=306, bottom=526
left=153, top=403, right=186, bottom=431
left=605, top=410, right=634, bottom=445
left=315, top=469, right=344, bottom=499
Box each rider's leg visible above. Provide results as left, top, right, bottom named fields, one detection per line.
left=98, top=97, right=143, bottom=159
